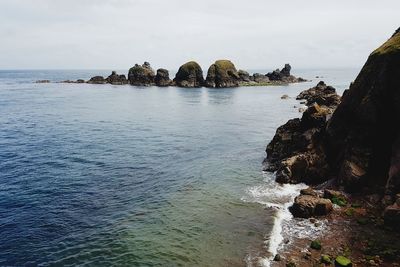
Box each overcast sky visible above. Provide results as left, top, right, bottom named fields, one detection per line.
left=0, top=0, right=398, bottom=70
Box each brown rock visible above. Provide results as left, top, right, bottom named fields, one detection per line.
left=290, top=194, right=333, bottom=218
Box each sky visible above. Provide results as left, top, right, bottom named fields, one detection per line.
left=0, top=0, right=398, bottom=70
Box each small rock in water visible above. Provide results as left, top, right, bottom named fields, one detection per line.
left=281, top=94, right=289, bottom=99
left=35, top=80, right=50, bottom=83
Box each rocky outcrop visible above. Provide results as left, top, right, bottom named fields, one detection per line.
left=289, top=188, right=333, bottom=218
left=252, top=73, right=270, bottom=83
left=296, top=81, right=341, bottom=110
left=155, top=68, right=171, bottom=87
left=205, top=60, right=240, bottom=88
left=174, top=61, right=204, bottom=88
left=266, top=64, right=305, bottom=83
left=265, top=28, right=400, bottom=228
left=128, top=62, right=156, bottom=86
left=106, top=71, right=128, bottom=85
left=88, top=76, right=106, bottom=84
left=264, top=83, right=340, bottom=184
left=238, top=70, right=250, bottom=82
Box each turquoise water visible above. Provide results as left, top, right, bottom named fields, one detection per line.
left=0, top=69, right=358, bottom=266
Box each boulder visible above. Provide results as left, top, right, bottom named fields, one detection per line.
left=300, top=187, right=319, bottom=197
left=205, top=60, right=240, bottom=88
left=106, top=71, right=128, bottom=85
left=290, top=194, right=333, bottom=218
left=174, top=61, right=204, bottom=88
left=238, top=70, right=250, bottom=82
left=155, top=68, right=171, bottom=87
left=128, top=62, right=156, bottom=86
left=88, top=76, right=106, bottom=84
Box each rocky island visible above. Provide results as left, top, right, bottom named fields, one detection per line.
left=265, top=28, right=400, bottom=266
left=40, top=61, right=306, bottom=88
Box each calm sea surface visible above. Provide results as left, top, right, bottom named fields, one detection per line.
left=0, top=68, right=358, bottom=266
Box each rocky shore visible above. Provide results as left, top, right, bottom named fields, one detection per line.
left=265, top=28, right=400, bottom=266
left=36, top=61, right=306, bottom=88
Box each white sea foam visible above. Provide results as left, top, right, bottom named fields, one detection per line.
left=241, top=172, right=307, bottom=267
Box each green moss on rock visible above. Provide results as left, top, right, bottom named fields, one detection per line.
left=174, top=61, right=204, bottom=87
left=205, top=59, right=240, bottom=88
left=321, top=254, right=331, bottom=264
left=372, top=30, right=400, bottom=56
left=310, top=240, right=322, bottom=250
left=335, top=256, right=352, bottom=266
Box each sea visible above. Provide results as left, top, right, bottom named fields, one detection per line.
left=0, top=68, right=359, bottom=267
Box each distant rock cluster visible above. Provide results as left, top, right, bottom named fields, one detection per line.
left=38, top=61, right=307, bottom=88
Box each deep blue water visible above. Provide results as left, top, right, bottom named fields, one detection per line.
left=0, top=69, right=358, bottom=266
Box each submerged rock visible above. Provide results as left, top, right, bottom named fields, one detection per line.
left=128, top=62, right=156, bottom=86
left=155, top=68, right=171, bottom=87
left=205, top=60, right=240, bottom=88
left=174, top=61, right=204, bottom=87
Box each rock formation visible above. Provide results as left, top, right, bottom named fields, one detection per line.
left=155, top=68, right=171, bottom=87
left=128, top=62, right=156, bottom=86
left=88, top=76, right=106, bottom=84
left=264, top=82, right=340, bottom=184
left=106, top=71, right=128, bottom=85
left=252, top=73, right=270, bottom=83
left=289, top=188, right=333, bottom=218
left=265, top=28, right=400, bottom=226
left=238, top=70, right=250, bottom=82
left=266, top=64, right=306, bottom=83
left=174, top=61, right=204, bottom=87
left=205, top=60, right=240, bottom=88
left=325, top=29, right=400, bottom=194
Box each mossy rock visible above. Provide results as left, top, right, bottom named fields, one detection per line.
left=331, top=196, right=347, bottom=207
left=174, top=61, right=204, bottom=87
left=310, top=240, right=322, bottom=250
left=345, top=208, right=355, bottom=216
left=286, top=261, right=296, bottom=267
left=321, top=254, right=332, bottom=264
left=372, top=29, right=400, bottom=56
left=205, top=59, right=240, bottom=88
left=335, top=256, right=352, bottom=266
left=128, top=62, right=155, bottom=86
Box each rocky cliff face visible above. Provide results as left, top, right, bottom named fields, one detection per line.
left=265, top=28, right=400, bottom=226
left=325, top=30, right=400, bottom=194
left=205, top=60, right=240, bottom=88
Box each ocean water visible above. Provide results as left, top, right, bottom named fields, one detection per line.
left=0, top=68, right=358, bottom=267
